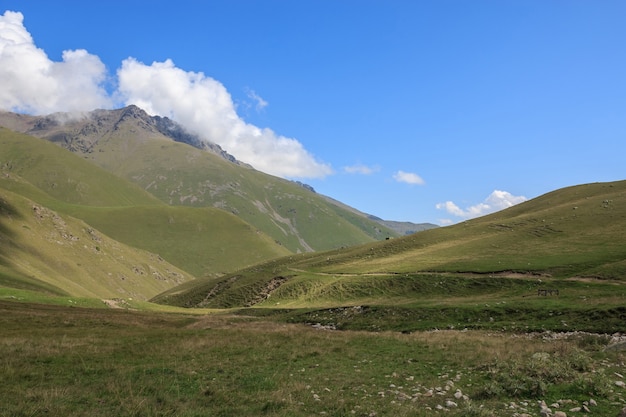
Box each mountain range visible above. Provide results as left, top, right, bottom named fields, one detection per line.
left=2, top=106, right=623, bottom=313
left=0, top=106, right=437, bottom=300
left=0, top=106, right=437, bottom=250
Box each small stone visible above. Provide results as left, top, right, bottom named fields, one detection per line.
left=454, top=390, right=463, bottom=399
left=569, top=407, right=582, bottom=412
left=554, top=411, right=567, bottom=417
left=589, top=398, right=597, bottom=406
left=540, top=408, right=552, bottom=417
left=616, top=380, right=626, bottom=388
left=445, top=400, right=458, bottom=408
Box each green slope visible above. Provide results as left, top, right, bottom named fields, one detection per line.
left=0, top=128, right=291, bottom=279
left=0, top=127, right=163, bottom=207
left=90, top=127, right=394, bottom=252
left=154, top=180, right=626, bottom=310
left=0, top=106, right=397, bottom=252
left=0, top=187, right=194, bottom=300
left=307, top=180, right=626, bottom=278
left=70, top=205, right=291, bottom=278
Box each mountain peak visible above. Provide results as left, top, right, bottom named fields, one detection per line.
left=0, top=106, right=244, bottom=166
left=118, top=104, right=150, bottom=121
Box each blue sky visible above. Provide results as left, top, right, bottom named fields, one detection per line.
left=1, top=1, right=625, bottom=225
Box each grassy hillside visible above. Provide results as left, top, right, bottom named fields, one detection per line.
left=71, top=205, right=291, bottom=278
left=0, top=128, right=291, bottom=280
left=154, top=180, right=626, bottom=333
left=304, top=180, right=626, bottom=278
left=0, top=187, right=194, bottom=300
left=0, top=127, right=163, bottom=207
left=0, top=108, right=398, bottom=253
left=89, top=126, right=394, bottom=252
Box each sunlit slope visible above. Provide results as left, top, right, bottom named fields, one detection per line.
left=154, top=180, right=626, bottom=308
left=92, top=130, right=393, bottom=252
left=0, top=128, right=291, bottom=277
left=307, top=180, right=626, bottom=278
left=0, top=188, right=194, bottom=300
left=1, top=107, right=398, bottom=252
left=0, top=127, right=163, bottom=207
left=71, top=205, right=291, bottom=278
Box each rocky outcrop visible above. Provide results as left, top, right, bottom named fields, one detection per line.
left=0, top=105, right=245, bottom=166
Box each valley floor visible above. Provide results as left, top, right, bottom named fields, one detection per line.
left=2, top=300, right=626, bottom=417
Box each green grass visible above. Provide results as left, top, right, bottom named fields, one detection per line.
left=1, top=300, right=625, bottom=417
left=0, top=187, right=196, bottom=301
left=65, top=205, right=291, bottom=278
left=0, top=128, right=292, bottom=280
left=0, top=127, right=163, bottom=207
left=0, top=126, right=392, bottom=283
left=2, top=121, right=626, bottom=415
left=158, top=180, right=626, bottom=308
left=73, top=123, right=395, bottom=252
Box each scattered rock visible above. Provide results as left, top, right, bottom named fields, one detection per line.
left=444, top=400, right=457, bottom=408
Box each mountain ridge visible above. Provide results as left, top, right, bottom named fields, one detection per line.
left=0, top=105, right=244, bottom=165
left=0, top=107, right=399, bottom=253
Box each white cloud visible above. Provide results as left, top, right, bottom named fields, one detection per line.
left=344, top=164, right=379, bottom=175
left=117, top=58, right=332, bottom=179
left=436, top=190, right=527, bottom=220
left=393, top=170, right=425, bottom=185
left=0, top=11, right=331, bottom=179
left=0, top=11, right=112, bottom=114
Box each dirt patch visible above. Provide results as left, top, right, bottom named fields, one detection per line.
left=244, top=275, right=291, bottom=307
left=102, top=298, right=134, bottom=309
left=197, top=275, right=239, bottom=307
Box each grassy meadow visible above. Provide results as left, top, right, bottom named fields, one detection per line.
left=1, top=122, right=626, bottom=415
left=2, top=300, right=626, bottom=417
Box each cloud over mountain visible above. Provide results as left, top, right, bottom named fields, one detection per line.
left=0, top=10, right=331, bottom=179
left=117, top=58, right=332, bottom=179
